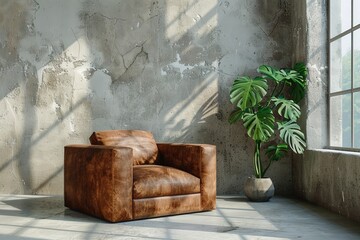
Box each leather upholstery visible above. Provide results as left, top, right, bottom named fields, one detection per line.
left=157, top=143, right=217, bottom=210
left=133, top=165, right=200, bottom=199
left=133, top=194, right=201, bottom=219
left=64, top=144, right=133, bottom=222
left=64, top=130, right=216, bottom=223
left=89, top=130, right=158, bottom=165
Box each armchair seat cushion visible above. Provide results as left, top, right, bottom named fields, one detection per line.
left=133, top=165, right=200, bottom=199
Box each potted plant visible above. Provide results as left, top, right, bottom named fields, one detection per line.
left=229, top=62, right=308, bottom=201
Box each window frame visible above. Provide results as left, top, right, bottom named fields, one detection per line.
left=328, top=0, right=360, bottom=151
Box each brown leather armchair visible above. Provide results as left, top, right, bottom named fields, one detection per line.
left=64, top=130, right=216, bottom=222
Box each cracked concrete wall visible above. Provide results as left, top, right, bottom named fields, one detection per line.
left=0, top=0, right=293, bottom=195
left=292, top=0, right=360, bottom=222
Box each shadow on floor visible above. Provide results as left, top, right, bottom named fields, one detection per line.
left=0, top=234, right=41, bottom=240
left=1, top=195, right=360, bottom=240
left=0, top=196, right=101, bottom=223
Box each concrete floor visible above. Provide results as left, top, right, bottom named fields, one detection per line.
left=0, top=195, right=359, bottom=240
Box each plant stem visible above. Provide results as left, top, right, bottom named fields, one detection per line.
left=262, top=159, right=272, bottom=177
left=270, top=83, right=278, bottom=98
left=254, top=141, right=262, bottom=178
left=266, top=83, right=278, bottom=107
left=275, top=81, right=286, bottom=97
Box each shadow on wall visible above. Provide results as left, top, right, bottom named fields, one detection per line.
left=0, top=0, right=223, bottom=194
left=0, top=0, right=293, bottom=195
left=79, top=0, right=222, bottom=141
left=0, top=3, right=95, bottom=195
left=77, top=0, right=224, bottom=144
left=178, top=92, right=219, bottom=143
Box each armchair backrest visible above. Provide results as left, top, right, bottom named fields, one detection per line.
left=90, top=130, right=159, bottom=165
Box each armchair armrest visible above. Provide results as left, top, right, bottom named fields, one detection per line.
left=157, top=143, right=216, bottom=210
left=64, top=144, right=133, bottom=222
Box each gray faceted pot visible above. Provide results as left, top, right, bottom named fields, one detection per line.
left=244, top=177, right=275, bottom=202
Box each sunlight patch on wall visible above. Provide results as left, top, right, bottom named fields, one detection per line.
left=165, top=0, right=218, bottom=43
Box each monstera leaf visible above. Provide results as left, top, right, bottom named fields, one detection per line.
left=265, top=143, right=288, bottom=161
left=243, top=107, right=275, bottom=142
left=291, top=82, right=306, bottom=103
left=229, top=108, right=243, bottom=124
left=258, top=64, right=307, bottom=103
left=229, top=62, right=308, bottom=178
left=287, top=63, right=308, bottom=103
left=271, top=97, right=301, bottom=120
left=230, top=76, right=268, bottom=111
left=257, top=65, right=285, bottom=83
left=278, top=120, right=306, bottom=154
left=294, top=62, right=308, bottom=80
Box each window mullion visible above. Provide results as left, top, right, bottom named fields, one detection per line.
left=329, top=0, right=356, bottom=149
left=351, top=0, right=354, bottom=147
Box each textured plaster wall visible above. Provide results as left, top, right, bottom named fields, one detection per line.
left=0, top=0, right=293, bottom=195
left=292, top=0, right=360, bottom=222
left=294, top=150, right=360, bottom=222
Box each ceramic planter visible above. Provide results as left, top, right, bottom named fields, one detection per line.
left=244, top=177, right=275, bottom=202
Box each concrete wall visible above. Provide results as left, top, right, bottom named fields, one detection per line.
left=294, top=150, right=360, bottom=222
left=292, top=0, right=360, bottom=222
left=0, top=0, right=293, bottom=195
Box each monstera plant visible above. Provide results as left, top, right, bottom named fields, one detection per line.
left=229, top=63, right=308, bottom=180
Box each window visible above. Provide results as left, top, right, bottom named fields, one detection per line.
left=329, top=0, right=360, bottom=149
